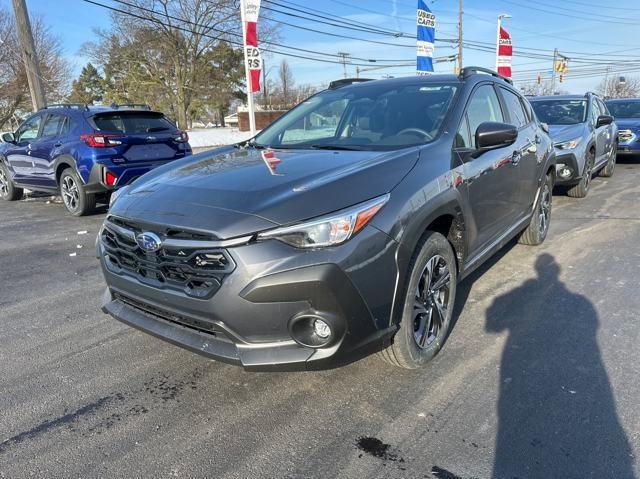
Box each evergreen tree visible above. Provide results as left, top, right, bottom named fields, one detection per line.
left=68, top=63, right=104, bottom=104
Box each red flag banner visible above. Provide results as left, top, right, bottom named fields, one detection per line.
left=243, top=0, right=261, bottom=93
left=497, top=26, right=512, bottom=78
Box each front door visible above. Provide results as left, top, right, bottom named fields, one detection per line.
left=454, top=83, right=521, bottom=257
left=6, top=114, right=43, bottom=182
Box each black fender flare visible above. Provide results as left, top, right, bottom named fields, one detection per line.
left=52, top=155, right=80, bottom=185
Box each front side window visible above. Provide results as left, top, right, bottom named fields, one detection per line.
left=606, top=101, right=640, bottom=118
left=530, top=100, right=587, bottom=125
left=16, top=115, right=42, bottom=143
left=465, top=84, right=505, bottom=149
left=254, top=82, right=458, bottom=151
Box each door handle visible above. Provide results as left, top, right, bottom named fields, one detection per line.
left=53, top=142, right=62, bottom=148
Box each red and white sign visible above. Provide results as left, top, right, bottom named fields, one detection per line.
left=497, top=26, right=512, bottom=78
left=242, top=0, right=261, bottom=93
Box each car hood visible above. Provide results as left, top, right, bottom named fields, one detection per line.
left=110, top=145, right=420, bottom=239
left=613, top=118, right=640, bottom=131
left=548, top=123, right=586, bottom=143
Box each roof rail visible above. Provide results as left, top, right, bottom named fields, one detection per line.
left=584, top=91, right=599, bottom=98
left=459, top=66, right=513, bottom=85
left=109, top=103, right=151, bottom=110
left=40, top=103, right=88, bottom=111
left=328, top=78, right=373, bottom=90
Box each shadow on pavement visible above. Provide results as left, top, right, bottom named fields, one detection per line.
left=485, top=253, right=635, bottom=478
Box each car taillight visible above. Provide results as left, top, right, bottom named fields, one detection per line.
left=175, top=131, right=189, bottom=143
left=103, top=170, right=118, bottom=187
left=81, top=133, right=122, bottom=148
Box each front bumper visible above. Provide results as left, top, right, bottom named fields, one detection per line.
left=98, top=223, right=399, bottom=370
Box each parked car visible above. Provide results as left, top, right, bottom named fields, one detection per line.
left=0, top=103, right=192, bottom=216
left=605, top=98, right=640, bottom=157
left=529, top=93, right=617, bottom=198
left=98, top=67, right=555, bottom=371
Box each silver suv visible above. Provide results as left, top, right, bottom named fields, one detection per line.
left=529, top=93, right=617, bottom=198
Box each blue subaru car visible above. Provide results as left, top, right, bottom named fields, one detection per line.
left=605, top=98, right=640, bottom=157
left=0, top=104, right=192, bottom=215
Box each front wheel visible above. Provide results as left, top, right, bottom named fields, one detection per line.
left=59, top=168, right=95, bottom=216
left=379, top=231, right=457, bottom=369
left=519, top=173, right=553, bottom=246
left=0, top=162, right=23, bottom=201
left=567, top=150, right=595, bottom=198
left=599, top=147, right=616, bottom=177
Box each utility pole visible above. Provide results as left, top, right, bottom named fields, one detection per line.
left=551, top=48, right=558, bottom=95
left=12, top=0, right=45, bottom=111
left=457, top=0, right=463, bottom=73
left=337, top=52, right=350, bottom=78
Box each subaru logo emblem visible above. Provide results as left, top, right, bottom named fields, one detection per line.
left=136, top=232, right=162, bottom=252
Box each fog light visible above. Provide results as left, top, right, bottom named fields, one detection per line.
left=313, top=319, right=331, bottom=339
left=559, top=167, right=572, bottom=179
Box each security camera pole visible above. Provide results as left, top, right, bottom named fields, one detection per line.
left=12, top=0, right=46, bottom=111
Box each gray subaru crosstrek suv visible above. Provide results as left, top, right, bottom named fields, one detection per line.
left=98, top=68, right=555, bottom=371
left=529, top=93, right=617, bottom=198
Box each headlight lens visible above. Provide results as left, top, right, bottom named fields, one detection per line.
left=109, top=185, right=129, bottom=209
left=554, top=137, right=581, bottom=150
left=257, top=194, right=390, bottom=248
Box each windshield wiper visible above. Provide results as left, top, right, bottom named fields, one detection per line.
left=310, top=144, right=365, bottom=151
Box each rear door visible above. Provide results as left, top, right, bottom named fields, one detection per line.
left=28, top=113, right=68, bottom=188
left=90, top=111, right=188, bottom=163
left=455, top=83, right=521, bottom=256
left=498, top=87, right=540, bottom=213
left=6, top=114, right=43, bottom=182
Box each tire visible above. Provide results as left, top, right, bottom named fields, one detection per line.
left=519, top=173, right=553, bottom=246
left=567, top=149, right=595, bottom=198
left=599, top=147, right=616, bottom=178
left=379, top=231, right=457, bottom=369
left=0, top=162, right=23, bottom=201
left=59, top=168, right=95, bottom=216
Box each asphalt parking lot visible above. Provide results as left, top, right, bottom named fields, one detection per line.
left=1, top=160, right=639, bottom=479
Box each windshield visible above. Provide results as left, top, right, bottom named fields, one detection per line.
left=253, top=82, right=458, bottom=151
left=530, top=99, right=587, bottom=125
left=605, top=101, right=640, bottom=119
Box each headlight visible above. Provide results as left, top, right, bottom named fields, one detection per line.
left=109, top=185, right=129, bottom=209
left=554, top=137, right=582, bottom=150
left=257, top=194, right=390, bottom=248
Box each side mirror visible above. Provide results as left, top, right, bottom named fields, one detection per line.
left=596, top=115, right=614, bottom=128
left=540, top=122, right=550, bottom=134
left=1, top=132, right=15, bottom=143
left=475, top=122, right=518, bottom=151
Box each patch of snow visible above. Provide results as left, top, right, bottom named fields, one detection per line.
left=187, top=128, right=256, bottom=148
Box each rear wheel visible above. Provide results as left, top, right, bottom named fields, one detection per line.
left=599, top=147, right=616, bottom=177
left=519, top=173, right=553, bottom=246
left=567, top=149, right=595, bottom=198
left=379, top=232, right=457, bottom=369
left=60, top=168, right=95, bottom=216
left=0, top=162, right=23, bottom=201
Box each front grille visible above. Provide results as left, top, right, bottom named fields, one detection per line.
left=113, top=291, right=229, bottom=340
left=618, top=129, right=636, bottom=144
left=101, top=216, right=235, bottom=298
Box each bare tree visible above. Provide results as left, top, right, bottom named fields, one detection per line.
left=278, top=59, right=294, bottom=107
left=519, top=80, right=567, bottom=97
left=597, top=75, right=640, bottom=99
left=0, top=7, right=70, bottom=129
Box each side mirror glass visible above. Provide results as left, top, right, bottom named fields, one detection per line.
left=1, top=132, right=15, bottom=143
left=475, top=121, right=518, bottom=152
left=596, top=115, right=614, bottom=128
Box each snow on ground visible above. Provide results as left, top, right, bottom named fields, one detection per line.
left=187, top=127, right=256, bottom=148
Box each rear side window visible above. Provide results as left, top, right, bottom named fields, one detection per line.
left=500, top=88, right=528, bottom=127
left=41, top=114, right=66, bottom=138
left=92, top=112, right=175, bottom=134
